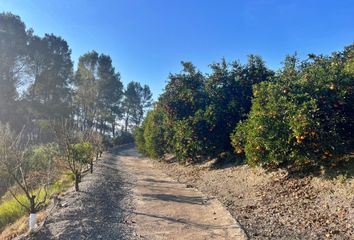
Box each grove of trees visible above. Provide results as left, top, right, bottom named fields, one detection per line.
left=0, top=12, right=152, bottom=230
left=135, top=44, right=354, bottom=172
left=1, top=10, right=353, bottom=234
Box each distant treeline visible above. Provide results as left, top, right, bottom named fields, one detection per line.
left=0, top=12, right=152, bottom=201
left=0, top=12, right=152, bottom=141
left=135, top=44, right=354, bottom=171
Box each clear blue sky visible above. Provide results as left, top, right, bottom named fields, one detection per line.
left=2, top=0, right=353, bottom=99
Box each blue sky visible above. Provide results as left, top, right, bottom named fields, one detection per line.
left=1, top=0, right=353, bottom=99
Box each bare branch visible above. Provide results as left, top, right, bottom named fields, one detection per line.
left=8, top=189, right=30, bottom=212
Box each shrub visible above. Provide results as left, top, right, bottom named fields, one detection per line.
left=171, top=109, right=245, bottom=164
left=26, top=143, right=59, bottom=172
left=113, top=132, right=134, bottom=146
left=70, top=141, right=94, bottom=166
left=143, top=109, right=166, bottom=159
left=172, top=110, right=213, bottom=163
left=102, top=135, right=113, bottom=149
left=158, top=58, right=272, bottom=163
left=133, top=126, right=146, bottom=154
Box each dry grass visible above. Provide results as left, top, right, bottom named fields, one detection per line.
left=0, top=211, right=45, bottom=240
left=0, top=172, right=74, bottom=237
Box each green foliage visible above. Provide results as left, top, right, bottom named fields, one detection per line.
left=102, top=135, right=113, bottom=149
left=26, top=143, right=59, bottom=172
left=0, top=13, right=28, bottom=132
left=204, top=58, right=273, bottom=157
left=0, top=194, right=28, bottom=230
left=113, top=132, right=134, bottom=145
left=133, top=126, right=146, bottom=155
left=152, top=58, right=272, bottom=163
left=70, top=142, right=94, bottom=165
left=26, top=34, right=73, bottom=120
left=232, top=45, right=354, bottom=170
left=159, top=62, right=207, bottom=121
left=123, top=81, right=153, bottom=131
left=143, top=109, right=166, bottom=159
left=172, top=111, right=209, bottom=163
left=74, top=51, right=125, bottom=135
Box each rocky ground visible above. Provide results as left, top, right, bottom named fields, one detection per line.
left=28, top=150, right=134, bottom=240
left=10, top=147, right=353, bottom=239
left=154, top=159, right=354, bottom=239
left=23, top=148, right=247, bottom=240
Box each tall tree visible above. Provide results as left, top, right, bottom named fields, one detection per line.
left=204, top=57, right=273, bottom=155
left=123, top=81, right=153, bottom=132
left=74, top=51, right=99, bottom=131
left=0, top=13, right=28, bottom=131
left=74, top=51, right=124, bottom=136
left=26, top=34, right=73, bottom=119
left=97, top=54, right=123, bottom=137
left=159, top=62, right=206, bottom=121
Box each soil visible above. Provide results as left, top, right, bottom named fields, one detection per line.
left=122, top=148, right=247, bottom=240
left=27, top=150, right=133, bottom=240
left=19, top=146, right=353, bottom=239
left=154, top=158, right=354, bottom=239
left=25, top=148, right=246, bottom=240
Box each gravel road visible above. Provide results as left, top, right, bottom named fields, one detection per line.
left=29, top=147, right=246, bottom=240
left=30, top=149, right=134, bottom=240
left=121, top=148, right=247, bottom=240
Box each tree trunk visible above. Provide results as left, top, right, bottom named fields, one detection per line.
left=112, top=122, right=115, bottom=138
left=90, top=160, right=93, bottom=174
left=75, top=172, right=81, bottom=191
left=29, top=195, right=36, bottom=214
left=124, top=115, right=129, bottom=132
left=29, top=195, right=37, bottom=232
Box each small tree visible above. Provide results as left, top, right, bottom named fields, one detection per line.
left=143, top=109, right=166, bottom=159
left=0, top=124, right=56, bottom=231
left=53, top=121, right=93, bottom=191
left=70, top=142, right=94, bottom=189
left=84, top=130, right=103, bottom=173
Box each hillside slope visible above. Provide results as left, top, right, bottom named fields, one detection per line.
left=155, top=158, right=354, bottom=239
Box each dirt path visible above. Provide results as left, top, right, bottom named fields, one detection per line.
left=121, top=148, right=247, bottom=240
left=30, top=148, right=246, bottom=240
left=29, top=151, right=133, bottom=240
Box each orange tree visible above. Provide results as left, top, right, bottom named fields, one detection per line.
left=158, top=62, right=207, bottom=162
left=204, top=57, right=273, bottom=158
left=133, top=125, right=146, bottom=155
left=142, top=108, right=167, bottom=159
left=171, top=57, right=272, bottom=163
left=231, top=44, right=354, bottom=170
left=139, top=57, right=272, bottom=163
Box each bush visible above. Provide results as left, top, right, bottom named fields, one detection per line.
left=26, top=143, right=59, bottom=172
left=157, top=58, right=272, bottom=163
left=70, top=141, right=94, bottom=165
left=143, top=109, right=166, bottom=159
left=102, top=135, right=113, bottom=149
left=172, top=110, right=214, bottom=163
left=232, top=45, right=354, bottom=170
left=133, top=126, right=146, bottom=154
left=113, top=132, right=134, bottom=146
